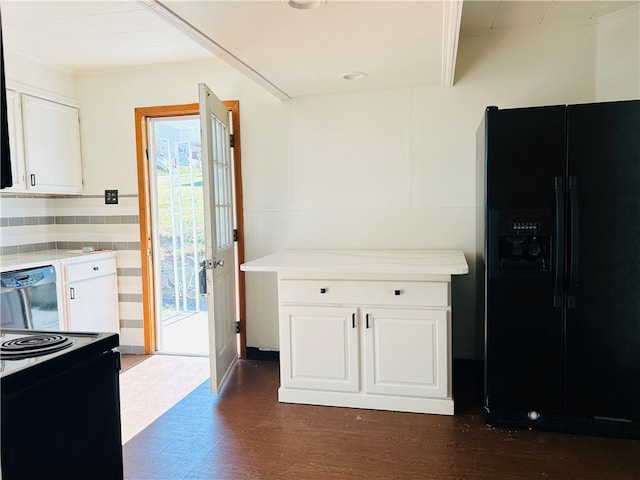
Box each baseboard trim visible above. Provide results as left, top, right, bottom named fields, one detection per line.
left=246, top=347, right=279, bottom=362
left=278, top=387, right=454, bottom=415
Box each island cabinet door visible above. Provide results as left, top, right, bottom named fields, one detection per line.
left=362, top=308, right=449, bottom=399
left=280, top=305, right=360, bottom=393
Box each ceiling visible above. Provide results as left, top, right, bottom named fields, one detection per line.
left=1, top=1, right=638, bottom=100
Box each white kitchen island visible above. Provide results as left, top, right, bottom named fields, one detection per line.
left=241, top=250, right=469, bottom=415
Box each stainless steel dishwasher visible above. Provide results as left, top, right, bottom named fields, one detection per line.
left=0, top=265, right=61, bottom=330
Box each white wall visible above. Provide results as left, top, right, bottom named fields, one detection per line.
left=596, top=5, right=640, bottom=101
left=4, top=52, right=77, bottom=99
left=76, top=58, right=291, bottom=195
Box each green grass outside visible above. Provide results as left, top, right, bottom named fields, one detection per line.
left=156, top=170, right=206, bottom=257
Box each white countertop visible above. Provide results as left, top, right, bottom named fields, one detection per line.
left=0, top=249, right=115, bottom=272
left=241, top=250, right=468, bottom=275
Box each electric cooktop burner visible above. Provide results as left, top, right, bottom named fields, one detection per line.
left=0, top=333, right=76, bottom=359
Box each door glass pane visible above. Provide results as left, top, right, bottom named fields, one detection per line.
left=210, top=113, right=232, bottom=249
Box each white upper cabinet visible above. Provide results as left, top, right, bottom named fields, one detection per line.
left=22, top=94, right=83, bottom=194
left=4, top=90, right=27, bottom=192
left=4, top=90, right=83, bottom=195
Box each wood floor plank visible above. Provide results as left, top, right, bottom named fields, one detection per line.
left=123, top=360, right=640, bottom=480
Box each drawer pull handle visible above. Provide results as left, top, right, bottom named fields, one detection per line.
left=394, top=289, right=401, bottom=296
left=320, top=288, right=327, bottom=294
left=352, top=313, right=356, bottom=329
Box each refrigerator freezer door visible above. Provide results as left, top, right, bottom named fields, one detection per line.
left=484, top=105, right=566, bottom=415
left=564, top=100, right=640, bottom=422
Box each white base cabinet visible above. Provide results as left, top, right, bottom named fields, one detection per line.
left=62, top=253, right=120, bottom=334
left=363, top=307, right=448, bottom=399
left=277, top=275, right=453, bottom=415
left=281, top=305, right=360, bottom=393
left=241, top=250, right=469, bottom=416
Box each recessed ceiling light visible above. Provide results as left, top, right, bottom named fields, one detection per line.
left=285, top=0, right=325, bottom=10
left=340, top=72, right=368, bottom=81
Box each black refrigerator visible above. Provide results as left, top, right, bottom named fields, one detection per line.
left=477, top=99, right=640, bottom=438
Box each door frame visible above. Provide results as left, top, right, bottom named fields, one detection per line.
left=134, top=101, right=246, bottom=358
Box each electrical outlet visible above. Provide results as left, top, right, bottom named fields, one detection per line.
left=105, top=189, right=119, bottom=205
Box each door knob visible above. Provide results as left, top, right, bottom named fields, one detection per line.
left=212, top=258, right=224, bottom=268
left=204, top=259, right=224, bottom=269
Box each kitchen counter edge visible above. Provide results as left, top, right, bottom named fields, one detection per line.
left=0, top=249, right=116, bottom=272
left=240, top=250, right=469, bottom=275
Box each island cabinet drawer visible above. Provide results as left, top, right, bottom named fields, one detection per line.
left=65, top=257, right=116, bottom=282
left=279, top=280, right=449, bottom=307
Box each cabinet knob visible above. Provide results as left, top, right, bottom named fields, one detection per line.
left=93, top=266, right=99, bottom=271
left=320, top=288, right=327, bottom=294
left=394, top=289, right=401, bottom=296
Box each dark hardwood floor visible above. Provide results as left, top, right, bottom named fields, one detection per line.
left=123, top=360, right=639, bottom=480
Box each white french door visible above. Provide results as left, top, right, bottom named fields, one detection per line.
left=199, top=83, right=238, bottom=393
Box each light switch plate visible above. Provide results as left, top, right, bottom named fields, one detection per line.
left=105, top=189, right=118, bottom=205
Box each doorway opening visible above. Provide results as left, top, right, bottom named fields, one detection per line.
left=148, top=115, right=207, bottom=355
left=134, top=102, right=246, bottom=358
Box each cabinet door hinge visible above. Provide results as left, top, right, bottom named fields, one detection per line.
left=235, top=321, right=241, bottom=334
left=233, top=229, right=238, bottom=242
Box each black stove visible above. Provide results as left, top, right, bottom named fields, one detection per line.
left=0, top=329, right=119, bottom=389
left=1, top=328, right=123, bottom=480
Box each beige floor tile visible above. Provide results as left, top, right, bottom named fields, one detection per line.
left=119, top=355, right=209, bottom=444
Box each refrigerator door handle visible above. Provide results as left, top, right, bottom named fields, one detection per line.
left=568, top=176, right=579, bottom=308
left=553, top=176, right=565, bottom=308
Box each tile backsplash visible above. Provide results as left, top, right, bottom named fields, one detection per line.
left=0, top=192, right=145, bottom=352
